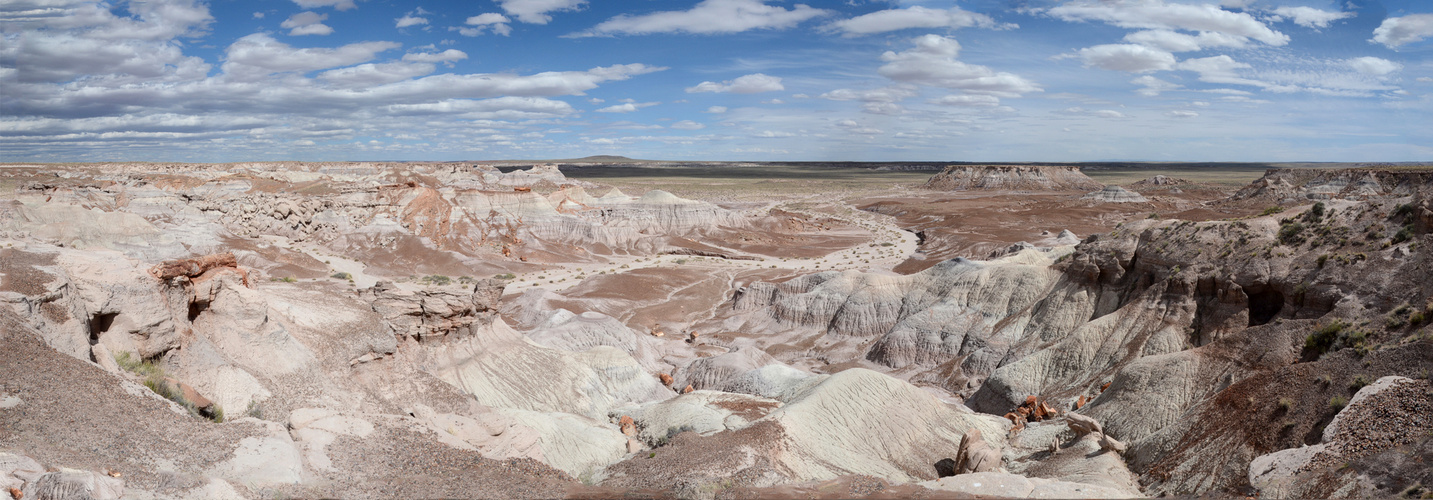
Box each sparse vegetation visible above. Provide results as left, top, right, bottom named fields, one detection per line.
left=1329, top=396, right=1348, bottom=410
left=493, top=273, right=516, bottom=280
left=420, top=275, right=451, bottom=286
left=116, top=352, right=221, bottom=422
left=330, top=272, right=352, bottom=280
left=1277, top=220, right=1306, bottom=246
left=270, top=276, right=298, bottom=283
left=1261, top=206, right=1284, bottom=216
left=1350, top=374, right=1372, bottom=391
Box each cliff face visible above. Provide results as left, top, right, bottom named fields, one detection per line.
left=1233, top=168, right=1433, bottom=203
left=923, top=165, right=1104, bottom=191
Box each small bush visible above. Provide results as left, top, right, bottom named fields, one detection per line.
left=493, top=273, right=516, bottom=280
left=1278, top=221, right=1306, bottom=246
left=1392, top=225, right=1415, bottom=244
left=1303, top=202, right=1325, bottom=223
left=269, top=276, right=298, bottom=283
left=1350, top=374, right=1372, bottom=391
left=1389, top=203, right=1416, bottom=220
left=330, top=272, right=352, bottom=280
left=1305, top=320, right=1348, bottom=355
left=420, top=275, right=452, bottom=286
left=1329, top=396, right=1348, bottom=410
left=1261, top=206, right=1284, bottom=216
left=1277, top=397, right=1294, bottom=411
left=245, top=400, right=263, bottom=419
left=1317, top=254, right=1329, bottom=268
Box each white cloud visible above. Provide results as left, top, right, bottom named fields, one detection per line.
left=1122, top=29, right=1248, bottom=51
left=463, top=13, right=513, bottom=36
left=877, top=34, right=1041, bottom=97
left=1131, top=75, right=1182, bottom=96
left=403, top=50, right=468, bottom=64
left=293, top=0, right=356, bottom=11
left=686, top=73, right=785, bottom=93
left=931, top=94, right=1001, bottom=107
left=596, top=102, right=659, bottom=113
left=1175, top=55, right=1267, bottom=88
left=221, top=34, right=399, bottom=80
left=1346, top=56, right=1401, bottom=76
left=576, top=0, right=829, bottom=36
left=396, top=14, right=429, bottom=28
left=755, top=130, right=796, bottom=137
left=386, top=97, right=575, bottom=118
left=706, top=106, right=728, bottom=113
left=1055, top=107, right=1127, bottom=118
left=318, top=62, right=437, bottom=87
left=819, top=86, right=918, bottom=103
left=1269, top=6, right=1353, bottom=29
left=1419, top=77, right=1433, bottom=83
left=499, top=0, right=586, bottom=24
left=1371, top=14, right=1433, bottom=48
left=281, top=11, right=332, bottom=36
left=1046, top=0, right=1288, bottom=46
left=1077, top=44, right=1176, bottom=72
left=826, top=6, right=1003, bottom=36
left=253, top=12, right=265, bottom=19
left=670, top=120, right=705, bottom=130
left=1166, top=110, right=1199, bottom=117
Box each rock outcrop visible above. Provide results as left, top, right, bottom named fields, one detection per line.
left=1082, top=186, right=1148, bottom=203
left=923, top=165, right=1103, bottom=191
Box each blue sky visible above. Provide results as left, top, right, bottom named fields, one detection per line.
left=2, top=0, right=1430, bottom=162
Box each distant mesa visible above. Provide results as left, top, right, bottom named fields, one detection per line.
left=922, top=164, right=1104, bottom=191
left=1130, top=175, right=1188, bottom=187
left=1082, top=185, right=1148, bottom=203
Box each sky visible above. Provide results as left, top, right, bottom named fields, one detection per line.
left=2, top=0, right=1431, bottom=162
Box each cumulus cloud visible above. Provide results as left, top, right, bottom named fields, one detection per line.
left=686, top=73, right=785, bottom=93
left=1131, top=75, right=1182, bottom=96
left=281, top=11, right=332, bottom=36
left=1076, top=44, right=1177, bottom=72
left=1176, top=55, right=1262, bottom=87
left=1269, top=6, right=1353, bottom=29
left=396, top=14, right=429, bottom=28
left=461, top=13, right=513, bottom=36
left=221, top=34, right=399, bottom=80
left=293, top=0, right=356, bottom=11
left=575, top=0, right=828, bottom=36
left=818, top=86, right=918, bottom=103
left=669, top=120, right=705, bottom=130
left=1046, top=0, right=1288, bottom=46
left=931, top=94, right=1001, bottom=107
left=318, top=62, right=437, bottom=87
left=1371, top=14, right=1433, bottom=48
left=826, top=6, right=1004, bottom=36
left=499, top=0, right=586, bottom=24
left=402, top=50, right=469, bottom=64
left=706, top=106, right=728, bottom=113
left=1166, top=110, right=1199, bottom=117
left=1122, top=29, right=1248, bottom=51
left=1346, top=56, right=1401, bottom=76
left=596, top=102, right=659, bottom=113
left=877, top=34, right=1041, bottom=97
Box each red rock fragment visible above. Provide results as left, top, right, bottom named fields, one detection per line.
left=659, top=373, right=674, bottom=386
left=682, top=384, right=694, bottom=394
left=1075, top=395, right=1088, bottom=410
left=619, top=415, right=636, bottom=436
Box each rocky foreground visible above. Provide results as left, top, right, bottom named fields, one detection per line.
left=1, top=162, right=1431, bottom=499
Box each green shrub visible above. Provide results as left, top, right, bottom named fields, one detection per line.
left=493, top=273, right=516, bottom=280
left=1350, top=374, right=1372, bottom=391
left=1389, top=203, right=1416, bottom=220
left=330, top=272, right=352, bottom=280
left=1261, top=206, right=1284, bottom=216
left=1278, top=221, right=1306, bottom=246
left=1277, top=398, right=1294, bottom=411
left=1329, top=396, right=1348, bottom=410
left=420, top=275, right=451, bottom=286
left=1305, top=320, right=1347, bottom=355
left=1317, top=254, right=1329, bottom=268
left=1392, top=225, right=1415, bottom=244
